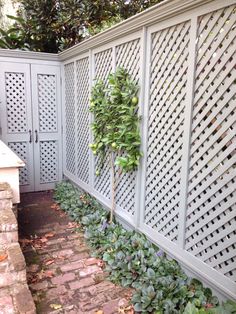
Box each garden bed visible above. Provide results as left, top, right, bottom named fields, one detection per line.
left=54, top=181, right=236, bottom=314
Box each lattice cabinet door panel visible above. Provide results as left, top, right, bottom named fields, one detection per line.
left=0, top=63, right=35, bottom=192
left=31, top=65, right=62, bottom=191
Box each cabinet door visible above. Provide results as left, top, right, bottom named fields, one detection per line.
left=31, top=64, right=62, bottom=191
left=0, top=63, right=35, bottom=192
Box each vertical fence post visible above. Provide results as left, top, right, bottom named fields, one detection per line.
left=134, top=26, right=148, bottom=229
left=137, top=27, right=152, bottom=230
left=178, top=16, right=198, bottom=249
left=89, top=49, right=95, bottom=191
left=74, top=60, right=79, bottom=178
left=60, top=64, right=66, bottom=176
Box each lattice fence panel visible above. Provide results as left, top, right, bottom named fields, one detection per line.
left=76, top=57, right=90, bottom=184
left=114, top=39, right=141, bottom=215
left=93, top=49, right=113, bottom=199
left=38, top=74, right=57, bottom=132
left=94, top=48, right=113, bottom=81
left=116, top=38, right=140, bottom=82
left=185, top=5, right=236, bottom=282
left=40, top=140, right=58, bottom=183
left=8, top=142, right=29, bottom=186
left=64, top=63, right=76, bottom=176
left=5, top=72, right=27, bottom=133
left=144, top=21, right=191, bottom=242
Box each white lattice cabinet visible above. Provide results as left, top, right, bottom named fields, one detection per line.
left=0, top=62, right=62, bottom=192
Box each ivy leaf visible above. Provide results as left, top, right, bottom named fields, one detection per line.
left=147, top=268, right=155, bottom=279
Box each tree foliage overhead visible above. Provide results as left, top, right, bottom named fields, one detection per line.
left=0, top=0, right=162, bottom=53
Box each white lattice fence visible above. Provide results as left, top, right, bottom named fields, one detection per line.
left=76, top=57, right=90, bottom=184
left=143, top=20, right=191, bottom=242
left=114, top=38, right=141, bottom=217
left=62, top=0, right=236, bottom=300
left=93, top=48, right=114, bottom=201
left=185, top=4, right=236, bottom=282
left=64, top=63, right=76, bottom=177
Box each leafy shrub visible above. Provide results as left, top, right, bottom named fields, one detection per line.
left=54, top=181, right=235, bottom=313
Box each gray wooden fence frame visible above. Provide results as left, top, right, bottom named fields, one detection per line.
left=0, top=0, right=235, bottom=301
left=59, top=0, right=236, bottom=300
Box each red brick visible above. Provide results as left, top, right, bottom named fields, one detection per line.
left=0, top=273, right=13, bottom=288
left=37, top=244, right=60, bottom=254
left=30, top=281, right=48, bottom=291
left=14, top=286, right=36, bottom=314
left=8, top=243, right=26, bottom=271
left=52, top=249, right=73, bottom=258
left=0, top=295, right=15, bottom=314
left=69, top=252, right=90, bottom=262
left=86, top=281, right=115, bottom=295
left=46, top=237, right=65, bottom=245
left=60, top=261, right=84, bottom=272
left=103, top=299, right=119, bottom=314
left=67, top=234, right=83, bottom=240
left=0, top=208, right=17, bottom=232
left=85, top=258, right=100, bottom=266
left=79, top=265, right=101, bottom=278
left=51, top=273, right=75, bottom=285
left=69, top=277, right=94, bottom=290
left=0, top=231, right=18, bottom=245
left=47, top=285, right=67, bottom=298
left=14, top=269, right=27, bottom=283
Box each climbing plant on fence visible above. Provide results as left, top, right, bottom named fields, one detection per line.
left=89, top=67, right=142, bottom=222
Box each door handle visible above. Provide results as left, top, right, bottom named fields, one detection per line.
left=35, top=130, right=38, bottom=143
left=29, top=130, right=32, bottom=143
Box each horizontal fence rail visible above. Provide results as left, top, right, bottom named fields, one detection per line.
left=25, top=0, right=234, bottom=300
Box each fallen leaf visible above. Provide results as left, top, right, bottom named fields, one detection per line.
left=51, top=203, right=60, bottom=211
left=40, top=237, right=48, bottom=243
left=45, top=232, right=55, bottom=238
left=0, top=254, right=8, bottom=262
left=43, top=270, right=54, bottom=278
left=67, top=222, right=78, bottom=229
left=50, top=304, right=62, bottom=310
left=44, top=259, right=55, bottom=266
left=97, top=260, right=105, bottom=268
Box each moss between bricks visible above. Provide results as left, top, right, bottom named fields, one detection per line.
left=54, top=181, right=236, bottom=314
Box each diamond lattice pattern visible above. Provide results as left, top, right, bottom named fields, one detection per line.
left=5, top=72, right=27, bottom=133
left=114, top=39, right=141, bottom=216
left=38, top=74, right=57, bottom=132
left=94, top=49, right=113, bottom=199
left=40, top=141, right=58, bottom=183
left=8, top=142, right=29, bottom=186
left=64, top=63, right=76, bottom=176
left=144, top=21, right=191, bottom=242
left=116, top=38, right=140, bottom=82
left=76, top=58, right=90, bottom=184
left=185, top=5, right=236, bottom=282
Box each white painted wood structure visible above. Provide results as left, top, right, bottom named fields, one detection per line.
left=0, top=55, right=62, bottom=192
left=0, top=0, right=235, bottom=301
left=0, top=140, right=25, bottom=203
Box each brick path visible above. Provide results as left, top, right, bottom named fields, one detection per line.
left=18, top=192, right=133, bottom=314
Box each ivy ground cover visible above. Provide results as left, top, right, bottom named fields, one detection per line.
left=54, top=181, right=236, bottom=314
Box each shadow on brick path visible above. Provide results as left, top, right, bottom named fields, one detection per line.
left=18, top=191, right=133, bottom=314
